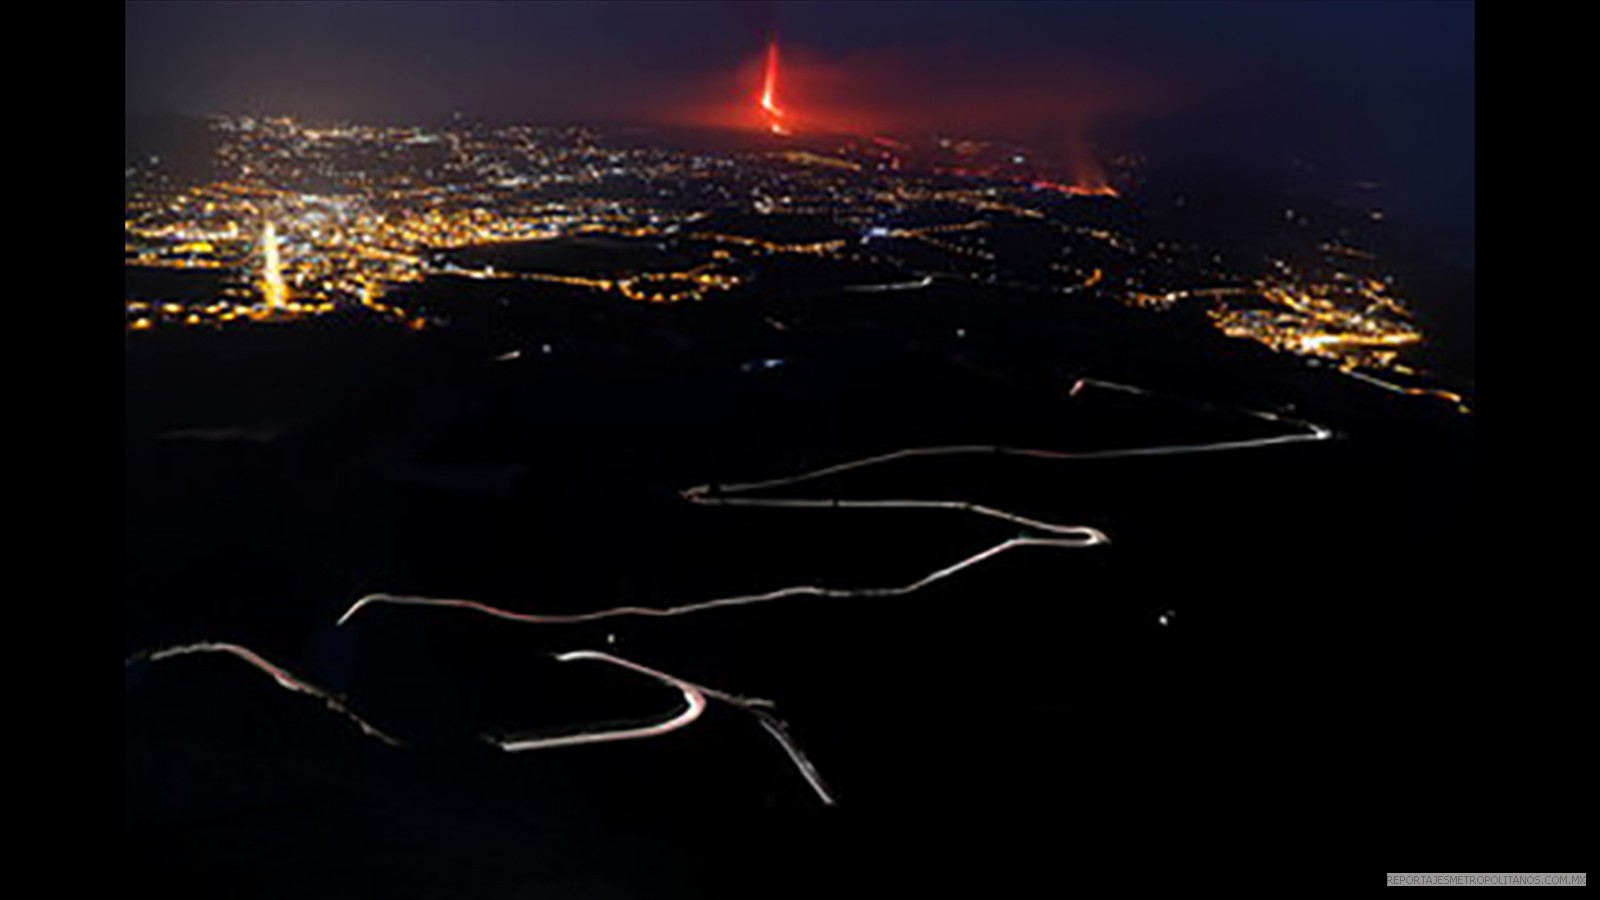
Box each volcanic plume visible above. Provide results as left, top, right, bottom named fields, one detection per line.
left=1056, top=127, right=1119, bottom=196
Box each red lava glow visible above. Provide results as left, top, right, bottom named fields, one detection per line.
left=760, top=39, right=790, bottom=135
left=1060, top=130, right=1118, bottom=195
left=1032, top=179, right=1120, bottom=197
left=657, top=33, right=1182, bottom=194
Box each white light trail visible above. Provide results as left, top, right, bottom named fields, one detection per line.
left=493, top=653, right=707, bottom=752
left=682, top=378, right=1332, bottom=498
left=490, top=650, right=836, bottom=806
left=841, top=275, right=934, bottom=293
left=744, top=705, right=835, bottom=806
left=124, top=643, right=833, bottom=803
left=1342, top=368, right=1472, bottom=414
left=338, top=535, right=1093, bottom=627
left=679, top=495, right=1107, bottom=541
left=338, top=380, right=1329, bottom=629
left=127, top=641, right=401, bottom=746
left=321, top=377, right=1334, bottom=808
left=128, top=380, right=1337, bottom=812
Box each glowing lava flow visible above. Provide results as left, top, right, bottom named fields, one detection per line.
left=490, top=650, right=836, bottom=805
left=1033, top=179, right=1120, bottom=198
left=126, top=641, right=401, bottom=746
left=760, top=40, right=790, bottom=136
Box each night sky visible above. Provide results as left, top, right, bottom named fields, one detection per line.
left=126, top=0, right=1473, bottom=229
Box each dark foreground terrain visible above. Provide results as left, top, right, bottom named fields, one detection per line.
left=126, top=269, right=1504, bottom=895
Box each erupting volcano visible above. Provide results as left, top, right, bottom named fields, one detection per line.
left=738, top=35, right=1121, bottom=196
left=759, top=40, right=790, bottom=136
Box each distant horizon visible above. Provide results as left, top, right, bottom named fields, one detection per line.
left=127, top=1, right=1472, bottom=233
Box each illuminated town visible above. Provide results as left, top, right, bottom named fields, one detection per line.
left=125, top=112, right=1467, bottom=411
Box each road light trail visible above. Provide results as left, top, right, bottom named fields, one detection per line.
left=129, top=377, right=1330, bottom=809
left=1342, top=368, right=1472, bottom=414
left=126, top=641, right=401, bottom=746
left=492, top=650, right=836, bottom=806
left=679, top=495, right=1108, bottom=541
left=841, top=275, right=934, bottom=293
left=327, top=377, right=1328, bottom=802
left=681, top=378, right=1332, bottom=497
left=493, top=653, right=707, bottom=752
left=123, top=643, right=832, bottom=803
left=745, top=706, right=836, bottom=806
left=339, top=380, right=1327, bottom=629
left=338, top=535, right=1097, bottom=627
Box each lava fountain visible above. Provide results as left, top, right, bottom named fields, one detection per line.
left=760, top=40, right=790, bottom=135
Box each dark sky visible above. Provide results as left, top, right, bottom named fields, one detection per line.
left=125, top=0, right=1472, bottom=229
